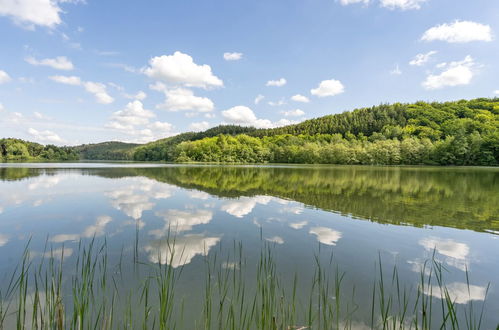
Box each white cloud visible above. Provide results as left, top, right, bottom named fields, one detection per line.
left=0, top=70, right=11, bottom=84
left=83, top=81, right=114, bottom=104
left=108, top=100, right=155, bottom=127
left=419, top=237, right=469, bottom=261
left=390, top=64, right=402, bottom=75
left=422, top=55, right=475, bottom=90
left=124, top=90, right=147, bottom=100
left=281, top=109, right=305, bottom=117
left=254, top=94, right=264, bottom=105
left=309, top=227, right=342, bottom=245
left=409, top=51, right=437, bottom=66
left=156, top=87, right=214, bottom=112
left=268, top=99, right=286, bottom=107
left=189, top=121, right=210, bottom=132
left=27, top=128, right=63, bottom=143
left=223, top=52, right=243, bottom=61
left=291, top=94, right=310, bottom=103
left=380, top=0, right=427, bottom=10
left=49, top=75, right=81, bottom=85
left=494, top=90, right=499, bottom=95
left=0, top=0, right=62, bottom=28
left=266, top=78, right=286, bottom=87
left=421, top=20, right=493, bottom=43
left=25, top=56, right=73, bottom=70
left=221, top=106, right=273, bottom=128
left=143, top=51, right=223, bottom=89
left=311, top=79, right=345, bottom=97
left=50, top=75, right=114, bottom=104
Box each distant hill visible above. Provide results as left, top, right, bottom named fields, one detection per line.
left=72, top=141, right=140, bottom=160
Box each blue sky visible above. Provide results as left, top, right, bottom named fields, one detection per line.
left=0, top=0, right=498, bottom=145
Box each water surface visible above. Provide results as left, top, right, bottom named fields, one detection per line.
left=1, top=164, right=498, bottom=328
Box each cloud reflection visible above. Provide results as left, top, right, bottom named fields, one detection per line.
left=221, top=195, right=273, bottom=218
left=50, top=216, right=112, bottom=243
left=419, top=237, right=469, bottom=271
left=144, top=234, right=221, bottom=267
left=422, top=282, right=487, bottom=304
left=150, top=209, right=213, bottom=236
left=309, top=227, right=342, bottom=246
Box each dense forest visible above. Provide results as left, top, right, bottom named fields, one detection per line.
left=2, top=98, right=498, bottom=165
left=136, top=98, right=499, bottom=165
left=0, top=138, right=78, bottom=161
left=72, top=141, right=140, bottom=160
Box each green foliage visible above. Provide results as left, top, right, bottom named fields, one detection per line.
left=169, top=98, right=499, bottom=165
left=72, top=141, right=139, bottom=160
left=0, top=138, right=78, bottom=161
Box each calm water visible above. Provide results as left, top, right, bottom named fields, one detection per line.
left=1, top=164, right=498, bottom=328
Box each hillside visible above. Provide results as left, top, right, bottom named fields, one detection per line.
left=134, top=98, right=499, bottom=165
left=3, top=98, right=498, bottom=165
left=73, top=141, right=140, bottom=160
left=0, top=138, right=78, bottom=161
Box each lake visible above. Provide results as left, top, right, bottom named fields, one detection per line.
left=1, top=163, right=498, bottom=329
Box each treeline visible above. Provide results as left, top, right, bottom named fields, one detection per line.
left=0, top=138, right=78, bottom=161
left=137, top=98, right=499, bottom=165
left=73, top=141, right=140, bottom=160
left=133, top=125, right=256, bottom=161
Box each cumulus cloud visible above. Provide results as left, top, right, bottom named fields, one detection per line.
left=311, top=79, right=345, bottom=97
left=254, top=94, right=264, bottom=105
left=291, top=94, right=310, bottom=103
left=49, top=75, right=81, bottom=85
left=268, top=99, right=286, bottom=107
left=28, top=127, right=63, bottom=143
left=422, top=55, right=475, bottom=90
left=0, top=70, right=11, bottom=84
left=83, top=81, right=114, bottom=104
left=281, top=109, right=305, bottom=117
left=0, top=0, right=63, bottom=28
left=409, top=51, right=437, bottom=66
left=50, top=75, right=114, bottom=104
left=223, top=52, right=243, bottom=61
left=156, top=87, right=214, bottom=113
left=143, top=51, right=223, bottom=89
left=221, top=106, right=273, bottom=128
left=494, top=90, right=499, bottom=95
left=266, top=78, right=286, bottom=87
left=380, top=0, right=427, bottom=10
left=189, top=121, right=210, bottom=132
left=108, top=100, right=155, bottom=128
left=309, top=227, right=342, bottom=245
left=421, top=20, right=493, bottom=43
left=0, top=233, right=9, bottom=247
left=221, top=196, right=272, bottom=218
left=124, top=90, right=147, bottom=100
left=50, top=216, right=112, bottom=243
left=25, top=56, right=74, bottom=70
left=106, top=100, right=175, bottom=143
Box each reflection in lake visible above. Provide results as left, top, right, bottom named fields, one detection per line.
left=0, top=164, right=498, bottom=328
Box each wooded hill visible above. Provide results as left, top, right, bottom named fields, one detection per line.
left=2, top=98, right=498, bottom=165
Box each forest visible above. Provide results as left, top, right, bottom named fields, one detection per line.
left=0, top=138, right=78, bottom=161
left=136, top=98, right=499, bottom=165
left=2, top=98, right=498, bottom=165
